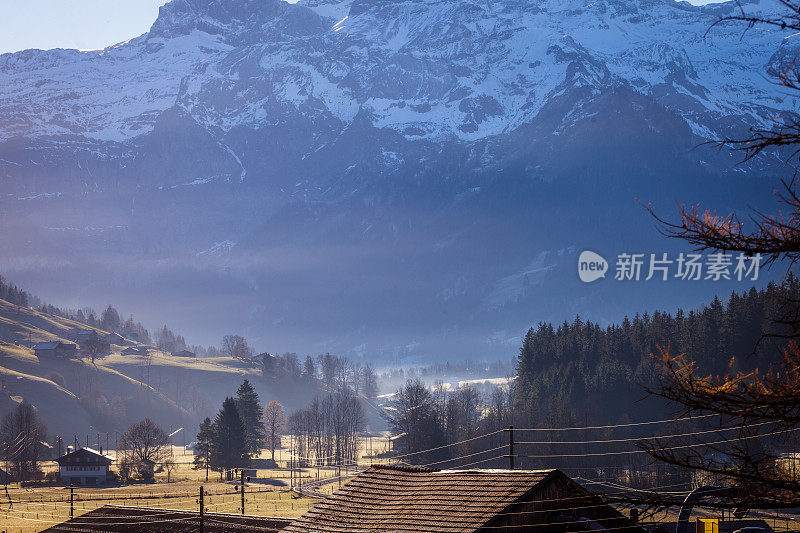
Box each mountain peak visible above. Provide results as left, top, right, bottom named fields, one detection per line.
left=148, top=0, right=323, bottom=43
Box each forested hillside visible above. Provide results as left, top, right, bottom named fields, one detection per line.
left=514, top=276, right=799, bottom=428
left=0, top=279, right=341, bottom=441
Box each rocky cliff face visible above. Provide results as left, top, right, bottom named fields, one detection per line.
left=0, top=0, right=793, bottom=359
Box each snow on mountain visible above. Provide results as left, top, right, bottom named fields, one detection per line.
left=0, top=0, right=792, bottom=145
left=0, top=0, right=797, bottom=358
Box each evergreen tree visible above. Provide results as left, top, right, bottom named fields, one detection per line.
left=211, top=397, right=249, bottom=470
left=194, top=417, right=214, bottom=476
left=235, top=379, right=266, bottom=456
left=302, top=356, right=317, bottom=380
left=513, top=279, right=800, bottom=429
left=100, top=305, right=122, bottom=333
left=514, top=327, right=539, bottom=426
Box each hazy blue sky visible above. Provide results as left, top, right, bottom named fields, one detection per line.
left=0, top=0, right=728, bottom=55
left=0, top=0, right=169, bottom=55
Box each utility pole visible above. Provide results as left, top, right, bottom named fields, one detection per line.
left=240, top=470, right=245, bottom=515
left=69, top=484, right=74, bottom=519
left=507, top=425, right=515, bottom=470
left=205, top=448, right=209, bottom=482
left=289, top=435, right=294, bottom=489
left=3, top=444, right=12, bottom=510
left=199, top=486, right=204, bottom=533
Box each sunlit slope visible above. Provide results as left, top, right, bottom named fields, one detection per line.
left=0, top=299, right=333, bottom=439
left=0, top=299, right=202, bottom=438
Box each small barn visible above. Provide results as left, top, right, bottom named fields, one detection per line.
left=33, top=341, right=77, bottom=358
left=55, top=447, right=115, bottom=485
left=42, top=505, right=293, bottom=532
left=121, top=346, right=147, bottom=356
left=283, top=465, right=645, bottom=533
left=172, top=349, right=196, bottom=357
left=69, top=328, right=97, bottom=343
left=106, top=332, right=125, bottom=345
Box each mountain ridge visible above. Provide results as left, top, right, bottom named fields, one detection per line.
left=0, top=0, right=793, bottom=359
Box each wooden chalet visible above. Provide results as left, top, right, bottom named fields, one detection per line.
left=68, top=328, right=98, bottom=343
left=32, top=341, right=77, bottom=358
left=42, top=505, right=292, bottom=532
left=69, top=328, right=111, bottom=355
left=283, top=465, right=645, bottom=533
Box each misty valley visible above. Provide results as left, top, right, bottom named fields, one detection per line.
left=1, top=0, right=800, bottom=532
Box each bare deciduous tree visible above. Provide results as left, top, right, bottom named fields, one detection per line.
left=118, top=419, right=170, bottom=482
left=0, top=401, right=47, bottom=482
left=637, top=0, right=800, bottom=509
left=222, top=335, right=252, bottom=359
left=163, top=458, right=176, bottom=483
left=263, top=400, right=286, bottom=462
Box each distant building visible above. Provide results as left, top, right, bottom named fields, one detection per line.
left=121, top=346, right=147, bottom=356
left=105, top=332, right=125, bottom=345
left=171, top=349, right=196, bottom=358
left=284, top=466, right=646, bottom=533
left=68, top=328, right=97, bottom=343
left=55, top=447, right=114, bottom=485
left=32, top=341, right=77, bottom=358
left=70, top=330, right=111, bottom=357
left=42, top=505, right=292, bottom=532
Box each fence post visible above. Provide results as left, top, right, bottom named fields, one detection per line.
left=199, top=485, right=204, bottom=533
left=508, top=426, right=515, bottom=470
left=240, top=470, right=245, bottom=515
left=69, top=484, right=74, bottom=519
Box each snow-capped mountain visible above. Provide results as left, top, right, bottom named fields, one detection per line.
left=0, top=0, right=789, bottom=144
left=0, top=0, right=794, bottom=359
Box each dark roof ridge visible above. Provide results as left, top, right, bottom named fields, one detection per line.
left=367, top=464, right=439, bottom=473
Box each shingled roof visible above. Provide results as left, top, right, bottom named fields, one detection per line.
left=283, top=465, right=639, bottom=533
left=42, top=505, right=292, bottom=532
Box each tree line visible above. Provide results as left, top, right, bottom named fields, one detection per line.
left=287, top=389, right=366, bottom=467
left=261, top=351, right=378, bottom=399
left=386, top=278, right=800, bottom=473
left=388, top=378, right=515, bottom=466
left=514, top=276, right=800, bottom=431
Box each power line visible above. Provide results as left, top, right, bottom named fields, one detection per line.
left=515, top=421, right=772, bottom=445
left=520, top=426, right=800, bottom=459
left=514, top=413, right=719, bottom=432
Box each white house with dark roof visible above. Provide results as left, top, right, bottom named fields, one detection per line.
left=55, top=447, right=114, bottom=485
